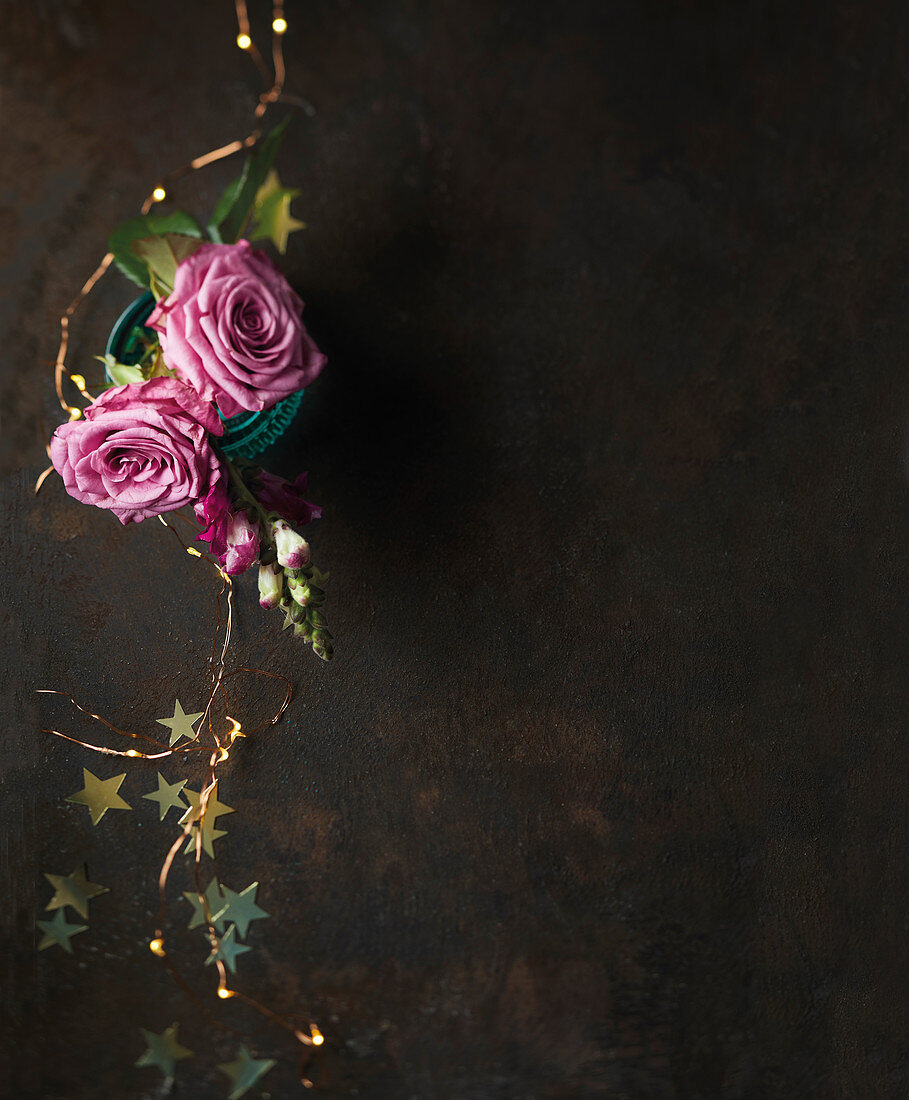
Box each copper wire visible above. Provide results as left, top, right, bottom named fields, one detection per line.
left=45, top=0, right=291, bottom=428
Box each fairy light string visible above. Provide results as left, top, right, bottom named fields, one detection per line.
left=38, top=2, right=326, bottom=1088
left=46, top=0, right=291, bottom=436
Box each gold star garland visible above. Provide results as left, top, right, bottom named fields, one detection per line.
left=35, top=3, right=326, bottom=1088
left=39, top=519, right=323, bottom=1086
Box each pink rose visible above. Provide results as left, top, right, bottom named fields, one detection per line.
left=50, top=377, right=223, bottom=524
left=147, top=240, right=326, bottom=418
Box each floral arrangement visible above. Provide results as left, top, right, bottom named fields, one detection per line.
left=49, top=120, right=333, bottom=659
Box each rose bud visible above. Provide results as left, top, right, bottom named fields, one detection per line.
left=258, top=563, right=284, bottom=609
left=271, top=519, right=310, bottom=569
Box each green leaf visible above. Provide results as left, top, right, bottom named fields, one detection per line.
left=145, top=346, right=175, bottom=379
left=207, top=116, right=292, bottom=244
left=131, top=233, right=204, bottom=296
left=307, top=565, right=330, bottom=589
left=95, top=354, right=144, bottom=387
left=148, top=270, right=169, bottom=301
left=207, top=178, right=244, bottom=244
left=108, top=211, right=204, bottom=287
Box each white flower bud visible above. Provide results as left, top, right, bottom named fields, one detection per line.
left=270, top=519, right=310, bottom=569
left=257, top=562, right=284, bottom=609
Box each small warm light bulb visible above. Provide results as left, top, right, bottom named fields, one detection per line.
left=218, top=747, right=230, bottom=762
left=149, top=938, right=165, bottom=956
left=310, top=1025, right=324, bottom=1046
left=217, top=986, right=233, bottom=999
left=68, top=407, right=82, bottom=421
left=236, top=32, right=252, bottom=49
left=272, top=16, right=287, bottom=33
left=152, top=186, right=166, bottom=202
left=186, top=547, right=202, bottom=558
left=126, top=749, right=140, bottom=757
left=70, top=373, right=86, bottom=390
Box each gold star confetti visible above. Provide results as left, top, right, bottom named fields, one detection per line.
left=204, top=925, right=251, bottom=974
left=155, top=699, right=203, bottom=746
left=66, top=767, right=131, bottom=825
left=179, top=783, right=235, bottom=857
left=218, top=1045, right=276, bottom=1099
left=183, top=818, right=228, bottom=858
left=178, top=783, right=235, bottom=828
left=142, top=772, right=188, bottom=820
left=214, top=882, right=269, bottom=939
left=44, top=863, right=108, bottom=919
left=37, top=908, right=88, bottom=953
left=251, top=168, right=305, bottom=254
left=183, top=878, right=227, bottom=932
left=135, top=1022, right=193, bottom=1079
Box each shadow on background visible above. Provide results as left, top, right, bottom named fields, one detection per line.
left=269, top=221, right=491, bottom=563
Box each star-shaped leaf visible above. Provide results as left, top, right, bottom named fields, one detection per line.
left=213, top=882, right=269, bottom=939
left=156, top=699, right=203, bottom=746
left=37, top=908, right=88, bottom=953
left=218, top=1045, right=276, bottom=1099
left=250, top=169, right=305, bottom=254
left=142, top=772, right=188, bottom=820
left=183, top=878, right=227, bottom=932
left=204, top=925, right=251, bottom=974
left=135, top=1022, right=193, bottom=1079
left=66, top=768, right=132, bottom=825
left=44, top=863, right=108, bottom=919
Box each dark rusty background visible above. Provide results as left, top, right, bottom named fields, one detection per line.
left=1, top=0, right=907, bottom=1096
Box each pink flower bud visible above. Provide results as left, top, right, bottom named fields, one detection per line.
left=258, top=562, right=283, bottom=608
left=271, top=519, right=310, bottom=569
left=222, top=512, right=260, bottom=575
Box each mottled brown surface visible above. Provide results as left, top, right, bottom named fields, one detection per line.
left=1, top=0, right=907, bottom=1096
